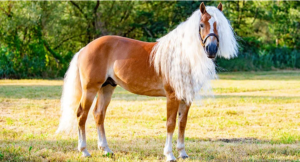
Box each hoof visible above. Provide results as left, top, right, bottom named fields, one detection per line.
left=179, top=155, right=189, bottom=159
left=82, top=149, right=91, bottom=157
left=165, top=152, right=176, bottom=162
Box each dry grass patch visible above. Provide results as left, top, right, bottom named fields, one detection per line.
left=0, top=71, right=299, bottom=161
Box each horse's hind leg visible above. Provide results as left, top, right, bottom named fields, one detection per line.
left=93, top=84, right=115, bottom=156
left=77, top=85, right=99, bottom=157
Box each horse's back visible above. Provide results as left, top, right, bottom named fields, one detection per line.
left=78, top=35, right=165, bottom=96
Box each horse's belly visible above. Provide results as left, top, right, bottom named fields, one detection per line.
left=112, top=59, right=165, bottom=97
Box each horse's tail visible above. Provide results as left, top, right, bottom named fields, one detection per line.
left=56, top=48, right=84, bottom=134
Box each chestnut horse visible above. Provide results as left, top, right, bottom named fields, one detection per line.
left=57, top=2, right=237, bottom=161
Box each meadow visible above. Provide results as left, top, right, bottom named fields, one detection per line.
left=0, top=71, right=299, bottom=161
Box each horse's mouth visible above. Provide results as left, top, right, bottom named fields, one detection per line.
left=207, top=55, right=216, bottom=59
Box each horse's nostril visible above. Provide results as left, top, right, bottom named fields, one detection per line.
left=205, top=43, right=218, bottom=58
left=211, top=44, right=217, bottom=53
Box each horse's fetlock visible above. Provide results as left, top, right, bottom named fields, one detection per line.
left=164, top=148, right=172, bottom=155
left=78, top=145, right=86, bottom=152
left=176, top=144, right=185, bottom=151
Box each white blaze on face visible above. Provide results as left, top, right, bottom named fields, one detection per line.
left=208, top=17, right=215, bottom=33
left=208, top=16, right=216, bottom=42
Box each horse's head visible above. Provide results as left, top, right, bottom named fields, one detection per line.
left=199, top=2, right=222, bottom=59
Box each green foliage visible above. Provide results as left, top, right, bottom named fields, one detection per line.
left=0, top=1, right=299, bottom=78
left=216, top=1, right=300, bottom=72
left=217, top=48, right=300, bottom=72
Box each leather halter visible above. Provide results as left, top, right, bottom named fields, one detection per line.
left=199, top=27, right=219, bottom=47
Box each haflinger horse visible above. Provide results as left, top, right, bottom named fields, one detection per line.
left=56, top=2, right=237, bottom=161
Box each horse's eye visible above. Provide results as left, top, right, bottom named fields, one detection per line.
left=200, top=23, right=204, bottom=28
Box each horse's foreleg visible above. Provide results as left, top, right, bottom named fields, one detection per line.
left=177, top=102, right=190, bottom=159
left=164, top=93, right=180, bottom=162
left=93, top=85, right=115, bottom=156
left=77, top=87, right=98, bottom=157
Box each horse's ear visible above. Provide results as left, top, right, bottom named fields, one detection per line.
left=200, top=2, right=206, bottom=15
left=217, top=2, right=223, bottom=12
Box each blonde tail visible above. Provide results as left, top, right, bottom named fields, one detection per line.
left=56, top=48, right=84, bottom=134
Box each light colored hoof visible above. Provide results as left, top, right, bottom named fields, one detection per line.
left=178, top=149, right=188, bottom=160
left=82, top=149, right=91, bottom=157
left=165, top=153, right=176, bottom=162
left=99, top=145, right=114, bottom=157
left=179, top=155, right=189, bottom=159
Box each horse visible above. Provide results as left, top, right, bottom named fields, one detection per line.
left=56, top=2, right=238, bottom=161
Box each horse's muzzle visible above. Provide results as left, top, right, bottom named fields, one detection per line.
left=205, top=43, right=218, bottom=59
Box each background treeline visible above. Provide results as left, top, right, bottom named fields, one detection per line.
left=0, top=1, right=299, bottom=78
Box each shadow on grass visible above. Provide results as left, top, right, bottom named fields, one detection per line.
left=1, top=85, right=300, bottom=102
left=1, top=136, right=299, bottom=161
left=0, top=85, right=162, bottom=101
left=214, top=95, right=300, bottom=99
left=0, top=85, right=62, bottom=100
left=218, top=70, right=300, bottom=80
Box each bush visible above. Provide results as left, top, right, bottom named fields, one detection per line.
left=0, top=45, right=67, bottom=79
left=216, top=38, right=300, bottom=72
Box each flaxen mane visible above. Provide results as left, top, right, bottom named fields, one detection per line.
left=151, top=7, right=238, bottom=104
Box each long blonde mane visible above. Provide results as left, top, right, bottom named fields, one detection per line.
left=151, top=7, right=238, bottom=104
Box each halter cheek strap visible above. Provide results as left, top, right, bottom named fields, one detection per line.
left=199, top=27, right=219, bottom=47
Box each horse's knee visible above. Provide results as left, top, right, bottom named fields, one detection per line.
left=93, top=110, right=105, bottom=125
left=166, top=120, right=176, bottom=132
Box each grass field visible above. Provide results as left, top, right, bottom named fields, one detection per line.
left=0, top=71, right=300, bottom=161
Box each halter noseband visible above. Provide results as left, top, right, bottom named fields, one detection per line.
left=199, top=27, right=219, bottom=47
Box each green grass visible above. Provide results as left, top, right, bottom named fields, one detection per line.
left=0, top=71, right=300, bottom=161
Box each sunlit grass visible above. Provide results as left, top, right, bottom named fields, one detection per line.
left=0, top=71, right=300, bottom=161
